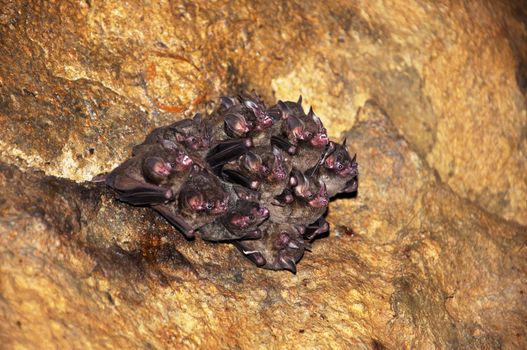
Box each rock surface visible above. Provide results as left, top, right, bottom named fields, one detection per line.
left=0, top=0, right=526, bottom=349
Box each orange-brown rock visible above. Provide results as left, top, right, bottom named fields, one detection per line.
left=0, top=0, right=526, bottom=349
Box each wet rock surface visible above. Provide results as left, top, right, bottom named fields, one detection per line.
left=0, top=0, right=526, bottom=349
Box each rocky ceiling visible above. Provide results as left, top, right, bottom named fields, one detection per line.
left=0, top=1, right=526, bottom=349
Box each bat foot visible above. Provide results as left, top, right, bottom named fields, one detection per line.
left=278, top=255, right=297, bottom=274
left=91, top=173, right=108, bottom=183
left=242, top=229, right=263, bottom=240
left=341, top=178, right=358, bottom=193
left=304, top=217, right=330, bottom=241
left=233, top=242, right=267, bottom=267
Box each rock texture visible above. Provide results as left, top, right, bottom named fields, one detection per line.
left=0, top=0, right=526, bottom=349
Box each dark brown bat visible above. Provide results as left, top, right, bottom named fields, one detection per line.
left=136, top=113, right=211, bottom=155
left=199, top=200, right=269, bottom=241
left=233, top=222, right=305, bottom=273
left=221, top=146, right=291, bottom=201
left=106, top=140, right=193, bottom=205
left=312, top=140, right=358, bottom=197
left=268, top=169, right=329, bottom=233
left=207, top=94, right=273, bottom=141
left=152, top=165, right=229, bottom=238
left=265, top=98, right=328, bottom=159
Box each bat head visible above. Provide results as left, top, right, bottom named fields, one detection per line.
left=171, top=114, right=211, bottom=151
left=226, top=201, right=269, bottom=230
left=142, top=156, right=173, bottom=184
left=307, top=108, right=329, bottom=147
left=159, top=140, right=193, bottom=172
left=224, top=112, right=251, bottom=138
left=273, top=226, right=305, bottom=274
left=240, top=151, right=263, bottom=174
left=243, top=100, right=274, bottom=131
left=179, top=166, right=229, bottom=215
left=266, top=146, right=287, bottom=182
left=291, top=170, right=329, bottom=208
left=285, top=114, right=307, bottom=141
left=324, top=141, right=358, bottom=177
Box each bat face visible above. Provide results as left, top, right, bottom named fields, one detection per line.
left=291, top=170, right=329, bottom=208
left=142, top=157, right=173, bottom=184
left=324, top=142, right=358, bottom=178
left=269, top=96, right=305, bottom=120
left=241, top=152, right=263, bottom=174
left=306, top=181, right=329, bottom=208
left=230, top=201, right=269, bottom=228
left=178, top=166, right=229, bottom=217
left=238, top=147, right=288, bottom=183
left=267, top=147, right=288, bottom=182
left=177, top=133, right=210, bottom=152
left=243, top=99, right=274, bottom=131
left=308, top=109, right=329, bottom=147
left=140, top=141, right=193, bottom=186
left=224, top=112, right=251, bottom=138
left=271, top=97, right=328, bottom=148
left=174, top=115, right=211, bottom=151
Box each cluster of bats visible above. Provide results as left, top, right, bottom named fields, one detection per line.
left=104, top=93, right=358, bottom=273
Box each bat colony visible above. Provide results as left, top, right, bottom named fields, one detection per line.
left=105, top=93, right=358, bottom=273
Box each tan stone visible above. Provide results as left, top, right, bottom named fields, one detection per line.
left=1, top=102, right=525, bottom=349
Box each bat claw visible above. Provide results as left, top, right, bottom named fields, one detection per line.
left=183, top=229, right=196, bottom=239
left=295, top=225, right=306, bottom=235
left=243, top=229, right=263, bottom=240
left=279, top=256, right=297, bottom=274
left=91, top=173, right=108, bottom=182
left=342, top=178, right=358, bottom=193
left=234, top=242, right=267, bottom=267
left=287, top=240, right=300, bottom=249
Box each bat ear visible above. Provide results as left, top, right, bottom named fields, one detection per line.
left=277, top=101, right=289, bottom=118
left=243, top=152, right=262, bottom=173
left=327, top=141, right=337, bottom=155
left=286, top=115, right=305, bottom=133
left=342, top=137, right=347, bottom=147
left=312, top=111, right=323, bottom=130
left=243, top=100, right=259, bottom=111
left=192, top=113, right=202, bottom=124
left=290, top=169, right=306, bottom=187
left=160, top=139, right=179, bottom=151
left=318, top=180, right=327, bottom=194
left=272, top=145, right=283, bottom=159
left=297, top=95, right=303, bottom=106
left=224, top=113, right=248, bottom=136
left=220, top=96, right=237, bottom=109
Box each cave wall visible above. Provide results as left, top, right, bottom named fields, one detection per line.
left=0, top=1, right=526, bottom=349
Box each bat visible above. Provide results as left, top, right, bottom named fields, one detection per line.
left=233, top=222, right=305, bottom=273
